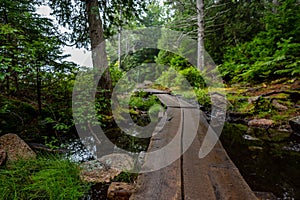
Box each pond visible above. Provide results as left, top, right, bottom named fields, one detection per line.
left=220, top=123, right=300, bottom=199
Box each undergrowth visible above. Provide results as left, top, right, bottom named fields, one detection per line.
left=0, top=155, right=90, bottom=200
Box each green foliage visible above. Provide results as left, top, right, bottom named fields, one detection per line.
left=0, top=155, right=90, bottom=200
left=179, top=67, right=206, bottom=89
left=120, top=48, right=160, bottom=72
left=129, top=94, right=160, bottom=111
left=48, top=0, right=148, bottom=48
left=113, top=171, right=138, bottom=183
left=219, top=0, right=300, bottom=84
left=110, top=63, right=124, bottom=87
left=195, top=89, right=211, bottom=108
left=42, top=136, right=61, bottom=150
left=156, top=50, right=191, bottom=70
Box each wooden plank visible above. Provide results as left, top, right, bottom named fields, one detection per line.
left=182, top=109, right=217, bottom=200
left=182, top=110, right=258, bottom=200
left=155, top=94, right=181, bottom=107
left=131, top=91, right=257, bottom=200
left=130, top=107, right=182, bottom=200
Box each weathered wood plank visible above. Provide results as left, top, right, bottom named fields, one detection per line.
left=131, top=92, right=258, bottom=200
left=182, top=109, right=216, bottom=200
left=182, top=110, right=258, bottom=200
left=130, top=107, right=182, bottom=200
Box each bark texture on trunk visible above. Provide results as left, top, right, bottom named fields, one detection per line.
left=197, top=0, right=205, bottom=71
left=86, top=0, right=112, bottom=97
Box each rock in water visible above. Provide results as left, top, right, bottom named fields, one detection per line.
left=107, top=182, right=134, bottom=200
left=80, top=153, right=134, bottom=183
left=0, top=133, right=36, bottom=164
left=80, top=159, right=122, bottom=183
left=0, top=149, right=6, bottom=166
left=289, top=116, right=300, bottom=134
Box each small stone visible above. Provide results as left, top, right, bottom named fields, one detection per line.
left=0, top=133, right=36, bottom=164
left=248, top=119, right=274, bottom=128
left=98, top=153, right=134, bottom=171
left=79, top=160, right=121, bottom=183
left=248, top=146, right=263, bottom=151
left=254, top=191, right=277, bottom=200
left=289, top=116, right=300, bottom=134
left=243, top=135, right=260, bottom=141
left=107, top=182, right=134, bottom=200
left=272, top=100, right=288, bottom=111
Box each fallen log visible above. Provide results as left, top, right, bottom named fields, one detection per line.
left=28, top=143, right=67, bottom=153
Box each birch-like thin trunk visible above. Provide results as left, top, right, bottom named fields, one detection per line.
left=86, top=0, right=112, bottom=98
left=118, top=9, right=122, bottom=67
left=197, top=0, right=205, bottom=71
left=272, top=0, right=279, bottom=14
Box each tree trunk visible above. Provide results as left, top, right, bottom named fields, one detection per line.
left=272, top=0, right=279, bottom=14
left=37, top=66, right=42, bottom=115
left=197, top=0, right=205, bottom=71
left=86, top=0, right=112, bottom=98
left=118, top=9, right=122, bottom=67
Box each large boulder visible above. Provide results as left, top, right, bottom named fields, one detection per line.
left=289, top=116, right=300, bottom=134
left=0, top=133, right=36, bottom=164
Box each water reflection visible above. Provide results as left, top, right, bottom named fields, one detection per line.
left=220, top=123, right=300, bottom=200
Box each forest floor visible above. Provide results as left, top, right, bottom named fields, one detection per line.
left=225, top=78, right=300, bottom=131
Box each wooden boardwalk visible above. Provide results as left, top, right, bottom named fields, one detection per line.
left=130, top=91, right=257, bottom=200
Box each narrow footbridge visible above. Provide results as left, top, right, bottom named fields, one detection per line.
left=130, top=89, right=257, bottom=200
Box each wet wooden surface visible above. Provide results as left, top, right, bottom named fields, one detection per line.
left=130, top=92, right=257, bottom=200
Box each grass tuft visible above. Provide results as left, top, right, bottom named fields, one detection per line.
left=0, top=154, right=90, bottom=200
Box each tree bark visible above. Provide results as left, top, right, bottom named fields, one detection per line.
left=86, top=0, right=112, bottom=98
left=272, top=0, right=279, bottom=14
left=197, top=0, right=205, bottom=71
left=37, top=65, right=42, bottom=115
left=118, top=9, right=122, bottom=67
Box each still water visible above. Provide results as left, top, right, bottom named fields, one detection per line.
left=221, top=123, right=300, bottom=200
left=62, top=122, right=300, bottom=199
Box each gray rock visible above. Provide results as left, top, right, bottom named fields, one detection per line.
left=80, top=159, right=122, bottom=183
left=289, top=116, right=300, bottom=134
left=0, top=133, right=36, bottom=164
left=80, top=153, right=134, bottom=183
left=210, top=92, right=230, bottom=110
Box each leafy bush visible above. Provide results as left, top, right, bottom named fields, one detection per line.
left=219, top=0, right=300, bottom=84
left=179, top=67, right=206, bottom=89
